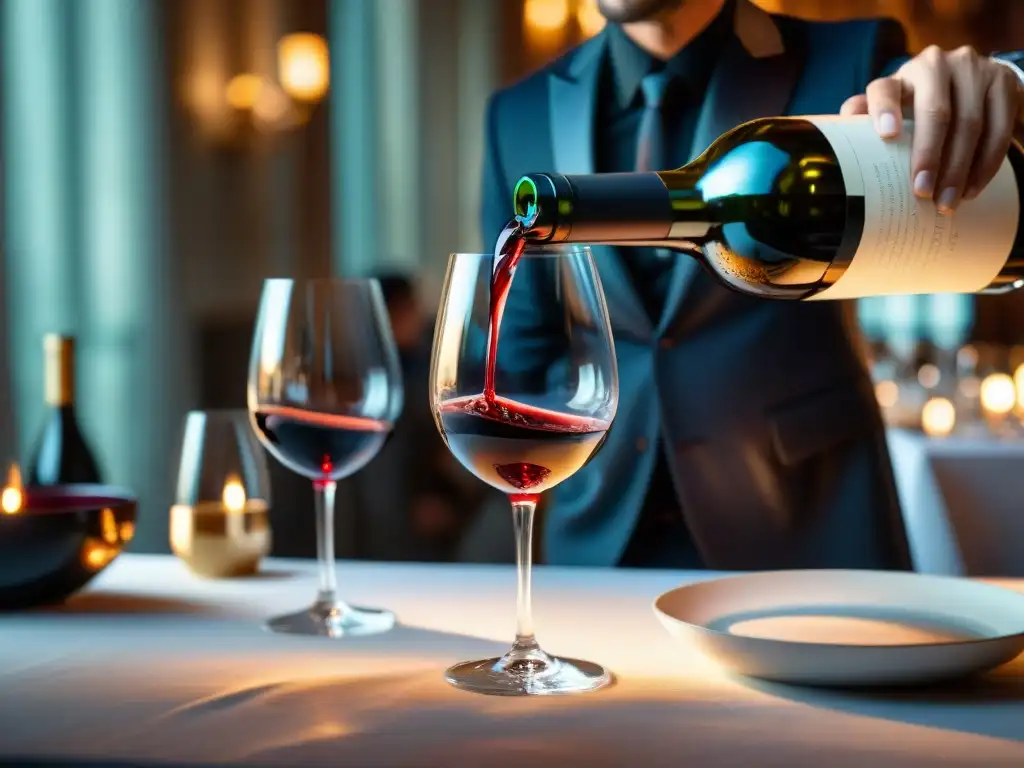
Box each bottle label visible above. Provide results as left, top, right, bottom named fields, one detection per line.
left=805, top=115, right=1019, bottom=300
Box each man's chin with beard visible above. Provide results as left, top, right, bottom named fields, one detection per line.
left=597, top=0, right=687, bottom=24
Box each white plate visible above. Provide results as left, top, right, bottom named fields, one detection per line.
left=654, top=570, right=1024, bottom=687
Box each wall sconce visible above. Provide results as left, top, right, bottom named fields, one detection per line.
left=524, top=0, right=570, bottom=32
left=278, top=33, right=330, bottom=103
left=188, top=32, right=330, bottom=150
left=575, top=0, right=605, bottom=37
left=523, top=0, right=605, bottom=50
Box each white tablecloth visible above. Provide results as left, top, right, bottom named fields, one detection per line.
left=887, top=429, right=1024, bottom=576
left=1, top=555, right=1023, bottom=766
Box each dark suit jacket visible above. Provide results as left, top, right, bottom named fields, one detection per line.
left=479, top=1, right=941, bottom=570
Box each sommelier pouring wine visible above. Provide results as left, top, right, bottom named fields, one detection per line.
left=480, top=0, right=1024, bottom=570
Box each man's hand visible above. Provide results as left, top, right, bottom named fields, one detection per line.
left=840, top=46, right=1023, bottom=213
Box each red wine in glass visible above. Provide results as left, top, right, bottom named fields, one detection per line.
left=437, top=394, right=609, bottom=504
left=252, top=405, right=391, bottom=482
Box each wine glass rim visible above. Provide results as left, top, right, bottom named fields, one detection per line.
left=262, top=277, right=382, bottom=286
left=450, top=245, right=592, bottom=259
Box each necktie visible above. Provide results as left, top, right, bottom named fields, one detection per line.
left=636, top=72, right=670, bottom=173
left=632, top=71, right=676, bottom=323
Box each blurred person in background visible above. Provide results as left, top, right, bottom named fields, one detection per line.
left=353, top=272, right=495, bottom=561
left=482, top=0, right=1024, bottom=570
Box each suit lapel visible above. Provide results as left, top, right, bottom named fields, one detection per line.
left=658, top=0, right=802, bottom=333
left=549, top=32, right=654, bottom=339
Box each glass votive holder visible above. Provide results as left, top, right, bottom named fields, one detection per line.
left=170, top=410, right=272, bottom=578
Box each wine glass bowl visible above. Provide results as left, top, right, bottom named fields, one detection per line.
left=436, top=396, right=610, bottom=499
left=430, top=246, right=618, bottom=695
left=248, top=278, right=403, bottom=637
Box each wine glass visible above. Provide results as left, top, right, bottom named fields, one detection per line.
left=430, top=245, right=618, bottom=695
left=248, top=278, right=403, bottom=637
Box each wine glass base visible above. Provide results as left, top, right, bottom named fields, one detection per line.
left=266, top=601, right=396, bottom=638
left=445, top=653, right=612, bottom=696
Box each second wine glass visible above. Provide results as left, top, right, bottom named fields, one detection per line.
left=430, top=245, right=618, bottom=695
left=248, top=278, right=403, bottom=637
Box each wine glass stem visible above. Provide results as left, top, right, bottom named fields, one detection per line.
left=314, top=479, right=338, bottom=603
left=511, top=498, right=538, bottom=651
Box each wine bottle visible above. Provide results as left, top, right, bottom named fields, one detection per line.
left=26, top=334, right=102, bottom=485
left=510, top=115, right=1024, bottom=300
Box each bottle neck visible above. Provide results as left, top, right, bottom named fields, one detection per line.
left=44, top=337, right=75, bottom=408
left=657, top=166, right=715, bottom=240
left=514, top=167, right=714, bottom=247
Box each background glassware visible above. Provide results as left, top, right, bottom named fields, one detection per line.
left=430, top=246, right=618, bottom=695
left=248, top=278, right=403, bottom=637
left=169, top=409, right=272, bottom=578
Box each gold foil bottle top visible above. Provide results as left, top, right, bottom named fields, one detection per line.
left=43, top=334, right=75, bottom=407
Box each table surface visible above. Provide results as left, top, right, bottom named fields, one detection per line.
left=2, top=555, right=1024, bottom=767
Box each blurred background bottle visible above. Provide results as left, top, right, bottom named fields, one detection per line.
left=26, top=335, right=103, bottom=486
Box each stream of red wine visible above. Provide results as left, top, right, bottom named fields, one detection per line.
left=483, top=217, right=529, bottom=403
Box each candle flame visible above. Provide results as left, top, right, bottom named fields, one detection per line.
left=222, top=475, right=247, bottom=512
left=1, top=464, right=23, bottom=515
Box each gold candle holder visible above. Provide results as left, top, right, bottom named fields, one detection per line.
left=170, top=410, right=273, bottom=578
left=170, top=475, right=271, bottom=578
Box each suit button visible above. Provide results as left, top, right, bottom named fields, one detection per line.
left=659, top=338, right=673, bottom=350
left=636, top=437, right=647, bottom=452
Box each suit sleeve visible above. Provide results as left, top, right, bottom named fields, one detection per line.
left=478, top=92, right=564, bottom=394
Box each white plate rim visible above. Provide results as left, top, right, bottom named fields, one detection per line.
left=652, top=569, right=1024, bottom=652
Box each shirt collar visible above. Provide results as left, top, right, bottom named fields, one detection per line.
left=605, top=0, right=735, bottom=112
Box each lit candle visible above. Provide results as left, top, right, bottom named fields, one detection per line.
left=222, top=474, right=247, bottom=512
left=921, top=397, right=956, bottom=438
left=1, top=464, right=23, bottom=515
left=980, top=373, right=1016, bottom=417
left=169, top=473, right=271, bottom=578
